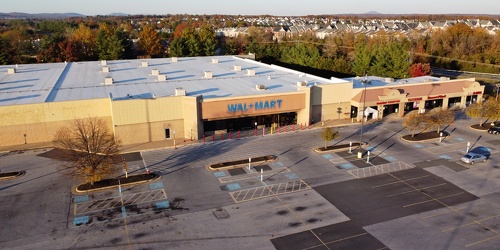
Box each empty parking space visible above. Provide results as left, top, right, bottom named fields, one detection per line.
left=273, top=167, right=480, bottom=250
left=419, top=201, right=500, bottom=248
left=326, top=167, right=478, bottom=225
left=74, top=189, right=167, bottom=215
left=271, top=221, right=386, bottom=250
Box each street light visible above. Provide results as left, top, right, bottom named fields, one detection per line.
left=358, top=75, right=370, bottom=158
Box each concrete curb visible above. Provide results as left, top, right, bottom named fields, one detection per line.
left=313, top=143, right=365, bottom=153
left=207, top=156, right=277, bottom=171
left=400, top=134, right=448, bottom=143
left=468, top=125, right=490, bottom=132
left=73, top=174, right=161, bottom=193
left=0, top=171, right=26, bottom=181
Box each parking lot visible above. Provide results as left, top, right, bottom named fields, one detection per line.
left=1, top=115, right=499, bottom=249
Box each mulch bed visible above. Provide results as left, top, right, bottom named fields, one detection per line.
left=401, top=131, right=448, bottom=142
left=470, top=123, right=495, bottom=131
left=77, top=173, right=158, bottom=191
left=315, top=142, right=363, bottom=152
left=209, top=155, right=276, bottom=169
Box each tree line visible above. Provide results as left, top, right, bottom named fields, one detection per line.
left=1, top=17, right=500, bottom=79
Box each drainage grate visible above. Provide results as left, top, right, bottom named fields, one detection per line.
left=213, top=208, right=230, bottom=219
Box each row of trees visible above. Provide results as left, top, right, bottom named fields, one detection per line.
left=403, top=96, right=500, bottom=137
left=2, top=17, right=500, bottom=77
left=403, top=109, right=455, bottom=137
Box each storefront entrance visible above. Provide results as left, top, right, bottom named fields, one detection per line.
left=203, top=112, right=297, bottom=133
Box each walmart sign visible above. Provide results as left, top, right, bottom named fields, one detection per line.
left=228, top=99, right=283, bottom=113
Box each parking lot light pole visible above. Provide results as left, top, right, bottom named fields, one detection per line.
left=173, top=130, right=176, bottom=149
left=358, top=76, right=369, bottom=158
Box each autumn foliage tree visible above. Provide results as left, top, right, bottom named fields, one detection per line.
left=403, top=112, right=430, bottom=137
left=426, top=108, right=455, bottom=133
left=465, top=98, right=500, bottom=126
left=53, top=117, right=121, bottom=185
left=138, top=26, right=164, bottom=57
left=320, top=127, right=340, bottom=149
left=409, top=63, right=432, bottom=77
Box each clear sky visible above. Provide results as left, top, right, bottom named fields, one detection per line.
left=3, top=0, right=499, bottom=16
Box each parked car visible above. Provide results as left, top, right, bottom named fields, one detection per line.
left=460, top=152, right=487, bottom=165
left=488, top=125, right=500, bottom=134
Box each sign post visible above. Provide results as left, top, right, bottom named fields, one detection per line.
left=122, top=157, right=128, bottom=178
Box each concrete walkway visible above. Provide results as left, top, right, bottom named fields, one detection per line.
left=0, top=117, right=399, bottom=154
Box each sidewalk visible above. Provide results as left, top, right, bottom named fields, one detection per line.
left=0, top=117, right=385, bottom=155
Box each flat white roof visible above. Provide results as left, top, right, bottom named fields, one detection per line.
left=0, top=56, right=349, bottom=107
left=345, top=75, right=442, bottom=89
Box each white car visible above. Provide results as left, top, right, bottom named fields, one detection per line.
left=460, top=152, right=487, bottom=165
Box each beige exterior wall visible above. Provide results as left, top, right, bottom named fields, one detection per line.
left=111, top=96, right=199, bottom=144
left=0, top=98, right=112, bottom=147
left=311, top=82, right=353, bottom=106
left=311, top=82, right=353, bottom=121
left=312, top=102, right=352, bottom=122
left=296, top=87, right=311, bottom=125
left=182, top=96, right=202, bottom=140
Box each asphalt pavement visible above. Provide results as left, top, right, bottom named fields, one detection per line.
left=1, top=112, right=499, bottom=250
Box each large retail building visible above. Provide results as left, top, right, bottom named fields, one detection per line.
left=0, top=55, right=484, bottom=148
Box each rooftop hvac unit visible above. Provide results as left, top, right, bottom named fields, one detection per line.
left=101, top=60, right=107, bottom=66
left=204, top=71, right=213, bottom=78
left=141, top=61, right=149, bottom=67
left=151, top=69, right=160, bottom=76
left=440, top=77, right=450, bottom=81
left=256, top=84, right=266, bottom=90
left=246, top=69, right=256, bottom=76
left=7, top=68, right=16, bottom=74
left=175, top=88, right=186, bottom=96
left=158, top=74, right=167, bottom=81
left=211, top=58, right=219, bottom=64
left=384, top=77, right=394, bottom=83
left=171, top=57, right=178, bottom=62
left=297, top=81, right=307, bottom=87
left=233, top=65, right=241, bottom=71
left=102, top=66, right=110, bottom=73
left=104, top=77, right=113, bottom=85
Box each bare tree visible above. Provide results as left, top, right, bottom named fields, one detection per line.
left=402, top=112, right=429, bottom=137
left=53, top=117, right=121, bottom=185
left=426, top=108, right=455, bottom=133
left=320, top=127, right=340, bottom=149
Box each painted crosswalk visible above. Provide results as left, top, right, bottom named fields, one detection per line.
left=347, top=161, right=415, bottom=179
left=229, top=180, right=311, bottom=203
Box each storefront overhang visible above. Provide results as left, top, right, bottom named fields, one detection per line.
left=350, top=79, right=484, bottom=107
left=201, top=93, right=306, bottom=120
